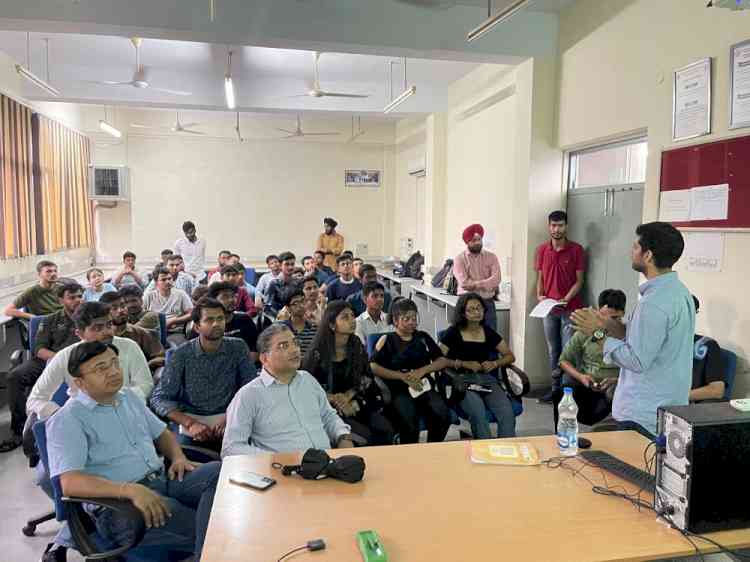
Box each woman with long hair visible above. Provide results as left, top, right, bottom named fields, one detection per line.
left=370, top=299, right=452, bottom=444
left=302, top=301, right=394, bottom=446
left=438, top=292, right=516, bottom=439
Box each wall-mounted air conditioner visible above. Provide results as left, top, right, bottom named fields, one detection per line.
left=407, top=155, right=426, bottom=177
left=88, top=166, right=130, bottom=201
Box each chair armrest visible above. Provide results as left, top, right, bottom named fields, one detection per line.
left=180, top=444, right=221, bottom=463
left=62, top=496, right=146, bottom=561
left=501, top=365, right=531, bottom=399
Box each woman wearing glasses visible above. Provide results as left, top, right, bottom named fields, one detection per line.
left=370, top=299, right=452, bottom=444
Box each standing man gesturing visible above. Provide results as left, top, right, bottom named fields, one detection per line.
left=535, top=211, right=586, bottom=403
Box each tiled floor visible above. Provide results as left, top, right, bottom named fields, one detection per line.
left=0, top=398, right=728, bottom=562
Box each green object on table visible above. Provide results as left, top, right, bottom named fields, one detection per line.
left=357, top=529, right=388, bottom=562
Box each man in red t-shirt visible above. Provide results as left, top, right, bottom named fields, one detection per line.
left=534, top=210, right=586, bottom=403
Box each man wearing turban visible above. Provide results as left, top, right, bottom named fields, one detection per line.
left=452, top=223, right=502, bottom=330
left=317, top=218, right=345, bottom=270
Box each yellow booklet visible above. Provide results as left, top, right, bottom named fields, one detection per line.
left=470, top=440, right=541, bottom=466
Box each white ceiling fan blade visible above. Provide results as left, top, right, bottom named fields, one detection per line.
left=148, top=86, right=192, bottom=96
left=318, top=91, right=369, bottom=98
left=303, top=132, right=340, bottom=136
left=130, top=123, right=169, bottom=130
left=281, top=134, right=299, bottom=139
left=179, top=129, right=205, bottom=135
left=276, top=128, right=296, bottom=134
left=87, top=80, right=135, bottom=86
left=178, top=122, right=200, bottom=129
left=312, top=51, right=321, bottom=91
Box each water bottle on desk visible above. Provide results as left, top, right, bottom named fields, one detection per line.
left=557, top=387, right=579, bottom=456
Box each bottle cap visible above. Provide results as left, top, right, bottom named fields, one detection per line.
left=563, top=387, right=573, bottom=394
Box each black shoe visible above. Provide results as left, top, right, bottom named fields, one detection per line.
left=537, top=390, right=556, bottom=404
left=41, top=543, right=67, bottom=562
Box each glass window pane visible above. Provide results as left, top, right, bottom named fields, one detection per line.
left=569, top=140, right=647, bottom=189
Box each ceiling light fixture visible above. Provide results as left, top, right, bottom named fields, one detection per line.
left=225, top=49, right=236, bottom=109
left=466, top=0, right=531, bottom=43
left=99, top=107, right=122, bottom=138
left=383, top=58, right=416, bottom=114
left=15, top=32, right=60, bottom=96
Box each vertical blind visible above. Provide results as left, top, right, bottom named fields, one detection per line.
left=0, top=94, right=35, bottom=259
left=0, top=94, right=92, bottom=260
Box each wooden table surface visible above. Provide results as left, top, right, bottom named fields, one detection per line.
left=201, top=431, right=750, bottom=562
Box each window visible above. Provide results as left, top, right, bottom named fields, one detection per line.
left=568, top=138, right=647, bottom=190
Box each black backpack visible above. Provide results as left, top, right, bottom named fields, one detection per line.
left=403, top=251, right=424, bottom=280
left=431, top=259, right=453, bottom=288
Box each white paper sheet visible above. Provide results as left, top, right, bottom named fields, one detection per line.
left=659, top=190, right=692, bottom=222
left=673, top=59, right=711, bottom=140
left=684, top=232, right=724, bottom=272
left=690, top=184, right=729, bottom=221
left=730, top=41, right=750, bottom=128
left=530, top=299, right=565, bottom=319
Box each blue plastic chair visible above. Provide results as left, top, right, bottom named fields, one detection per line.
left=722, top=349, right=738, bottom=401
left=9, top=315, right=46, bottom=371
left=157, top=313, right=169, bottom=348
left=244, top=267, right=257, bottom=286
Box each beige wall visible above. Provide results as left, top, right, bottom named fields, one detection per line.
left=393, top=118, right=427, bottom=259
left=557, top=0, right=750, bottom=393
left=0, top=51, right=93, bottom=285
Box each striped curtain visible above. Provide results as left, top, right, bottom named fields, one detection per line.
left=34, top=114, right=92, bottom=253
left=0, top=94, right=36, bottom=259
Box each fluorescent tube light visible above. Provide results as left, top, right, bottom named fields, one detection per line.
left=466, top=0, right=531, bottom=43
left=15, top=64, right=61, bottom=97
left=99, top=120, right=122, bottom=138
left=225, top=76, right=236, bottom=109
left=383, top=85, right=416, bottom=114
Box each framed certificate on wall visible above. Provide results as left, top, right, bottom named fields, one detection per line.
left=673, top=58, right=712, bottom=142
left=730, top=39, right=750, bottom=130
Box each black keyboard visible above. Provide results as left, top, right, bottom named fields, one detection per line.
left=579, top=450, right=655, bottom=490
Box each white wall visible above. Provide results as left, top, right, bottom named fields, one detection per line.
left=557, top=0, right=750, bottom=393
left=0, top=50, right=93, bottom=285
left=394, top=118, right=427, bottom=259
left=87, top=108, right=397, bottom=266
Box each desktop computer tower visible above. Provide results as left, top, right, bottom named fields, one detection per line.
left=655, top=403, right=750, bottom=533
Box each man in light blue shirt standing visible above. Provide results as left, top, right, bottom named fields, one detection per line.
left=572, top=222, right=694, bottom=437
left=47, top=341, right=220, bottom=561
left=222, top=323, right=354, bottom=458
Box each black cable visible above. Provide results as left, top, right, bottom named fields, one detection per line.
left=277, top=545, right=308, bottom=561
left=681, top=530, right=750, bottom=560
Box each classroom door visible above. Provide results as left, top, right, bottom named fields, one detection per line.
left=567, top=185, right=644, bottom=314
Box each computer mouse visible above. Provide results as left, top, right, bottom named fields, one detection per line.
left=578, top=437, right=592, bottom=449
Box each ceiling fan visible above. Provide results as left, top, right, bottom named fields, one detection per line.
left=293, top=52, right=369, bottom=99
left=277, top=115, right=339, bottom=139
left=131, top=111, right=205, bottom=135
left=234, top=112, right=244, bottom=142
left=88, top=37, right=192, bottom=96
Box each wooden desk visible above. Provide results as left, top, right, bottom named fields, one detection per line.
left=202, top=432, right=750, bottom=561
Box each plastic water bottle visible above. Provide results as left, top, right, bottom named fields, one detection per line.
left=557, top=387, right=579, bottom=456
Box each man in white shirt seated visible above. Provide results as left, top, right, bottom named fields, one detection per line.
left=27, top=301, right=154, bottom=421
left=355, top=281, right=393, bottom=346
left=221, top=323, right=355, bottom=457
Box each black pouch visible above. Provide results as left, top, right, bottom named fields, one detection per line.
left=277, top=449, right=366, bottom=483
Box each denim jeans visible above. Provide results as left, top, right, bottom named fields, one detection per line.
left=90, top=461, right=221, bottom=561
left=542, top=313, right=573, bottom=391
left=458, top=374, right=516, bottom=439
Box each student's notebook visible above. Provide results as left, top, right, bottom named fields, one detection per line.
left=470, top=440, right=541, bottom=466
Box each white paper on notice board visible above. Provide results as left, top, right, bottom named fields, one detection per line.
left=684, top=232, right=724, bottom=272
left=659, top=191, right=691, bottom=222
left=690, top=184, right=729, bottom=221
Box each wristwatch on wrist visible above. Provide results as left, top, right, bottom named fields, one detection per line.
left=592, top=328, right=607, bottom=341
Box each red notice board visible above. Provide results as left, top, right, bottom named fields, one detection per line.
left=660, top=134, right=750, bottom=229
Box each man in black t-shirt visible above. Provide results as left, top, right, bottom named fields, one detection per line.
left=191, top=283, right=259, bottom=363
left=689, top=296, right=726, bottom=402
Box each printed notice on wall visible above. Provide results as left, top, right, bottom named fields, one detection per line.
left=659, top=190, right=691, bottom=222
left=673, top=58, right=711, bottom=141
left=730, top=40, right=750, bottom=129
left=684, top=232, right=724, bottom=273
left=689, top=184, right=729, bottom=221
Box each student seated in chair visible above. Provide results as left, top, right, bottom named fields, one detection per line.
left=220, top=264, right=256, bottom=317
left=438, top=292, right=516, bottom=439
left=82, top=268, right=117, bottom=303
left=150, top=298, right=257, bottom=452
left=113, top=251, right=146, bottom=289
left=264, top=251, right=300, bottom=315
left=207, top=250, right=232, bottom=285
left=557, top=289, right=626, bottom=427
left=690, top=295, right=727, bottom=402
left=355, top=281, right=393, bottom=346
left=302, top=301, right=395, bottom=446
left=222, top=323, right=355, bottom=457
left=254, top=254, right=282, bottom=308
left=47, top=341, right=220, bottom=561
left=277, top=275, right=325, bottom=326
left=99, top=292, right=165, bottom=371
left=145, top=254, right=196, bottom=296
left=313, top=250, right=335, bottom=286
left=370, top=298, right=452, bottom=444
left=202, top=282, right=259, bottom=363
left=326, top=255, right=362, bottom=302
left=2, top=260, right=63, bottom=320
left=119, top=285, right=160, bottom=332
left=347, top=264, right=392, bottom=317
left=143, top=265, right=193, bottom=347
left=278, top=288, right=318, bottom=358
left=28, top=301, right=154, bottom=420
left=1, top=283, right=83, bottom=453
